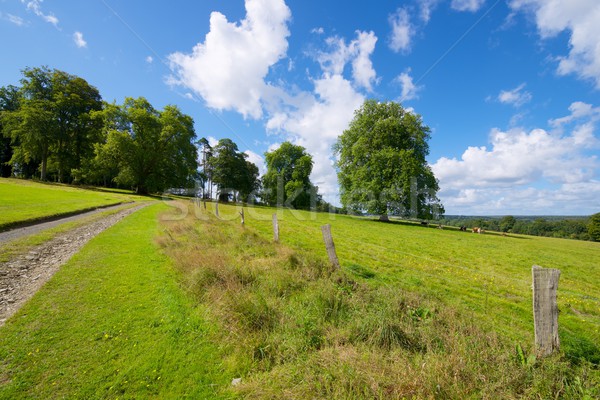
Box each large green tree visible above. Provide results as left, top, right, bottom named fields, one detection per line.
left=206, top=138, right=259, bottom=202
left=588, top=213, right=600, bottom=242
left=88, top=97, right=198, bottom=194
left=1, top=67, right=102, bottom=181
left=0, top=85, right=21, bottom=177
left=262, top=141, right=316, bottom=209
left=334, top=100, right=443, bottom=219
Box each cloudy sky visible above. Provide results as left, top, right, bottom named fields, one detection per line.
left=1, top=0, right=599, bottom=215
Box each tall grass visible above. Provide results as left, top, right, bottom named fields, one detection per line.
left=159, top=201, right=599, bottom=398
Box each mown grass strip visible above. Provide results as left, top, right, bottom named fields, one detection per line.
left=0, top=203, right=227, bottom=399
left=0, top=203, right=142, bottom=263
left=0, top=178, right=147, bottom=230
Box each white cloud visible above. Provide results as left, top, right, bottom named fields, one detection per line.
left=451, top=0, right=486, bottom=12
left=146, top=56, right=154, bottom=64
left=1, top=13, right=26, bottom=26
left=311, top=27, right=324, bottom=35
left=244, top=150, right=266, bottom=175
left=73, top=31, right=87, bottom=48
left=388, top=7, right=414, bottom=54
left=168, top=0, right=291, bottom=119
left=395, top=69, right=422, bottom=102
left=317, top=31, right=378, bottom=91
left=510, top=0, right=600, bottom=88
left=21, top=0, right=58, bottom=27
left=497, top=83, right=532, bottom=107
left=418, top=0, right=441, bottom=23
left=432, top=103, right=600, bottom=214
left=550, top=101, right=600, bottom=127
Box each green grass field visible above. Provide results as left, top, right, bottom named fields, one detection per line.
left=0, top=178, right=147, bottom=230
left=223, top=202, right=600, bottom=362
left=0, top=191, right=598, bottom=398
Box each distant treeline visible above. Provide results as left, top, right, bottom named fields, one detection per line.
left=440, top=215, right=600, bottom=242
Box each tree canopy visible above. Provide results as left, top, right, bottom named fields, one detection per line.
left=208, top=138, right=259, bottom=202
left=1, top=66, right=103, bottom=182
left=589, top=213, right=600, bottom=242
left=334, top=100, right=443, bottom=219
left=262, top=141, right=316, bottom=209
left=84, top=98, right=198, bottom=194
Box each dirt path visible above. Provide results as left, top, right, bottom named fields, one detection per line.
left=0, top=203, right=149, bottom=327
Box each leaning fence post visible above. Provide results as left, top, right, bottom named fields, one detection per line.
left=321, top=224, right=340, bottom=270
left=532, top=265, right=560, bottom=356
left=272, top=214, right=279, bottom=242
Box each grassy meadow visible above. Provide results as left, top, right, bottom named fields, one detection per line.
left=0, top=178, right=147, bottom=230
left=0, top=192, right=598, bottom=398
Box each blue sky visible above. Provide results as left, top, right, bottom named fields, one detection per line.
left=1, top=0, right=599, bottom=215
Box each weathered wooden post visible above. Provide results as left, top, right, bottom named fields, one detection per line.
left=532, top=265, right=560, bottom=356
left=240, top=208, right=245, bottom=226
left=321, top=224, right=340, bottom=270
left=272, top=213, right=279, bottom=242
left=215, top=201, right=219, bottom=217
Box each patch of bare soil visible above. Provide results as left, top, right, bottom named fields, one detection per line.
left=0, top=204, right=148, bottom=327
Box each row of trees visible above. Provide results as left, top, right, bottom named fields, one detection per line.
left=0, top=67, right=198, bottom=194
left=440, top=214, right=600, bottom=241
left=197, top=138, right=333, bottom=210
left=2, top=67, right=445, bottom=218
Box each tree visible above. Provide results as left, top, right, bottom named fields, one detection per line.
left=500, top=215, right=516, bottom=232
left=89, top=97, right=198, bottom=194
left=1, top=67, right=102, bottom=181
left=0, top=85, right=21, bottom=177
left=208, top=138, right=259, bottom=202
left=197, top=137, right=214, bottom=199
left=262, top=141, right=315, bottom=209
left=334, top=100, right=443, bottom=219
left=588, top=213, right=600, bottom=242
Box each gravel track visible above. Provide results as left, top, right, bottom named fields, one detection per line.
left=0, top=203, right=149, bottom=327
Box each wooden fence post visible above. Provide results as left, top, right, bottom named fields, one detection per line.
left=272, top=214, right=279, bottom=242
left=240, top=208, right=245, bottom=226
left=321, top=224, right=340, bottom=270
left=532, top=265, right=560, bottom=356
left=215, top=201, right=219, bottom=217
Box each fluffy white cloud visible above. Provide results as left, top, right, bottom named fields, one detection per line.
left=73, top=31, right=87, bottom=48
left=510, top=0, right=600, bottom=88
left=145, top=56, right=153, bottom=64
left=317, top=31, right=378, bottom=91
left=432, top=102, right=600, bottom=214
left=451, top=0, right=486, bottom=12
left=388, top=8, right=414, bottom=54
left=21, top=0, right=58, bottom=27
left=168, top=0, right=291, bottom=119
left=395, top=69, right=422, bottom=101
left=244, top=150, right=266, bottom=175
left=497, top=83, right=532, bottom=107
